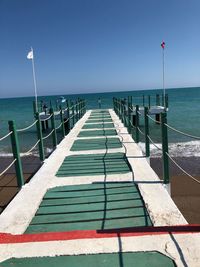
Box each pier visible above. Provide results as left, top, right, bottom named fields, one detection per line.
left=0, top=95, right=200, bottom=266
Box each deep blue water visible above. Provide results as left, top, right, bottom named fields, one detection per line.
left=0, top=87, right=200, bottom=156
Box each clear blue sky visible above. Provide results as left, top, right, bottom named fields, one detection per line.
left=0, top=0, right=200, bottom=98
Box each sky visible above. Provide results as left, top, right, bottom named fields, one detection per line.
left=0, top=0, right=200, bottom=98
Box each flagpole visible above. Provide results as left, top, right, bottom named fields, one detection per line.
left=162, top=46, right=165, bottom=109
left=31, top=47, right=38, bottom=112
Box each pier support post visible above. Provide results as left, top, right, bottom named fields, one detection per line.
left=127, top=96, right=132, bottom=134
left=144, top=107, right=150, bottom=158
left=8, top=120, right=24, bottom=188
left=148, top=95, right=151, bottom=109
left=35, top=112, right=45, bottom=161
left=60, top=107, right=66, bottom=138
left=71, top=101, right=75, bottom=127
left=50, top=108, right=57, bottom=148
left=161, top=112, right=170, bottom=189
left=155, top=113, right=161, bottom=124
left=135, top=105, right=139, bottom=143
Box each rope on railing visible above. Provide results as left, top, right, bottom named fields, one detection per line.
left=129, top=121, right=136, bottom=129
left=0, top=159, right=17, bottom=177
left=17, top=120, right=38, bottom=132
left=165, top=123, right=200, bottom=140
left=147, top=135, right=162, bottom=150
left=147, top=114, right=161, bottom=124
left=41, top=114, right=53, bottom=121
left=55, top=122, right=63, bottom=130
left=137, top=126, right=145, bottom=136
left=42, top=129, right=54, bottom=140
left=20, top=140, right=40, bottom=157
left=0, top=131, right=13, bottom=142
left=166, top=152, right=200, bottom=185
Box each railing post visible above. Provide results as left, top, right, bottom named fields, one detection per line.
left=35, top=112, right=45, bottom=161
left=49, top=107, right=57, bottom=148
left=156, top=94, right=160, bottom=106
left=60, top=106, right=66, bottom=138
left=135, top=105, right=139, bottom=143
left=144, top=107, right=150, bottom=157
left=8, top=120, right=24, bottom=188
left=127, top=96, right=131, bottom=133
left=76, top=101, right=78, bottom=122
left=71, top=101, right=75, bottom=127
left=161, top=112, right=170, bottom=186
left=148, top=95, right=151, bottom=109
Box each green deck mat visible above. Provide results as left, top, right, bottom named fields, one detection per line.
left=89, top=115, right=111, bottom=119
left=86, top=118, right=113, bottom=123
left=70, top=138, right=122, bottom=151
left=78, top=129, right=117, bottom=137
left=25, top=182, right=152, bottom=233
left=82, top=123, right=114, bottom=129
left=56, top=153, right=131, bottom=177
left=1, top=252, right=176, bottom=267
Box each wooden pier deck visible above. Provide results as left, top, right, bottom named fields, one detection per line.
left=0, top=109, right=200, bottom=266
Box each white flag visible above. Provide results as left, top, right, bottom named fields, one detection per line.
left=27, top=50, right=33, bottom=59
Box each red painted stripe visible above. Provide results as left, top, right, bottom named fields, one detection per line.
left=0, top=225, right=200, bottom=244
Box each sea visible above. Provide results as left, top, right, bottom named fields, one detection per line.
left=0, top=87, right=200, bottom=158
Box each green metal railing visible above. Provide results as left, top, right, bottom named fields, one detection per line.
left=113, top=95, right=200, bottom=189
left=113, top=96, right=169, bottom=185
left=0, top=98, right=86, bottom=189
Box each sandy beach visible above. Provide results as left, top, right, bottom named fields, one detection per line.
left=0, top=156, right=200, bottom=224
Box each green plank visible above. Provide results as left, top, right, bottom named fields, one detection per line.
left=82, top=123, right=114, bottom=129
left=70, top=137, right=121, bottom=151
left=78, top=129, right=117, bottom=137
left=86, top=119, right=113, bottom=123
left=1, top=252, right=176, bottom=267
left=56, top=153, right=131, bottom=177
left=25, top=182, right=152, bottom=233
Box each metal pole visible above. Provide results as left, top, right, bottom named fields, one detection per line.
left=8, top=121, right=24, bottom=188
left=60, top=106, right=66, bottom=138
left=50, top=107, right=57, bottom=148
left=161, top=112, right=170, bottom=189
left=35, top=112, right=45, bottom=161
left=135, top=105, right=139, bottom=143
left=144, top=107, right=150, bottom=158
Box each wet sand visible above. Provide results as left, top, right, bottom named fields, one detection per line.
left=0, top=156, right=200, bottom=224
left=0, top=156, right=41, bottom=213
left=151, top=157, right=200, bottom=224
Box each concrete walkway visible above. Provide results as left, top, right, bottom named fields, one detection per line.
left=0, top=109, right=200, bottom=266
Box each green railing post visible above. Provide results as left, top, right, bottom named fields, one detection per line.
left=127, top=96, right=131, bottom=133
left=78, top=99, right=81, bottom=119
left=135, top=105, right=139, bottom=143
left=8, top=120, right=24, bottom=188
left=144, top=107, right=150, bottom=157
left=148, top=95, right=151, bottom=109
left=161, top=112, right=169, bottom=184
left=35, top=112, right=45, bottom=161
left=143, top=95, right=145, bottom=107
left=71, top=101, right=75, bottom=126
left=165, top=94, right=168, bottom=110
left=60, top=106, right=66, bottom=138
left=156, top=94, right=160, bottom=106
left=33, top=101, right=37, bottom=115
left=49, top=107, right=57, bottom=148
left=76, top=101, right=78, bottom=122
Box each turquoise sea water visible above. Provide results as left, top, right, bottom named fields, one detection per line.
left=0, top=87, right=200, bottom=157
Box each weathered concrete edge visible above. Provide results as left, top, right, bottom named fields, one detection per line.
left=109, top=109, right=188, bottom=226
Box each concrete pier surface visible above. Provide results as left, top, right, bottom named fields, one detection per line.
left=0, top=109, right=200, bottom=266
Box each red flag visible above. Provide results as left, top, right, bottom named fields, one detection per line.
left=161, top=41, right=165, bottom=49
